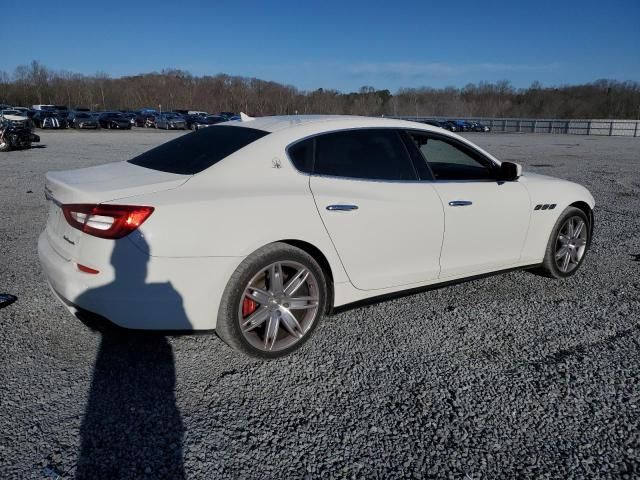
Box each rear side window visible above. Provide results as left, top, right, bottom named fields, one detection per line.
left=287, top=138, right=314, bottom=173
left=314, top=129, right=416, bottom=181
left=128, top=126, right=269, bottom=174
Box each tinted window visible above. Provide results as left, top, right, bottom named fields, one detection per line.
left=314, top=129, right=416, bottom=181
left=128, top=126, right=269, bottom=174
left=407, top=132, right=496, bottom=181
left=288, top=138, right=314, bottom=173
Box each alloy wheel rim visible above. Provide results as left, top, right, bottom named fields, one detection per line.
left=238, top=261, right=320, bottom=352
left=555, top=216, right=588, bottom=273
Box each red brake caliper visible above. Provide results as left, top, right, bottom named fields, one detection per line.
left=242, top=297, right=258, bottom=317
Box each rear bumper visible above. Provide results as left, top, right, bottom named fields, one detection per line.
left=38, top=231, right=243, bottom=330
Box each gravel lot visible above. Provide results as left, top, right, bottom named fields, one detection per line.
left=1, top=129, right=639, bottom=479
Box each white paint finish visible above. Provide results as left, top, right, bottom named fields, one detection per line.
left=45, top=161, right=189, bottom=204
left=38, top=232, right=242, bottom=330
left=310, top=176, right=444, bottom=290
left=38, top=115, right=596, bottom=331
left=518, top=172, right=595, bottom=264
left=433, top=181, right=531, bottom=277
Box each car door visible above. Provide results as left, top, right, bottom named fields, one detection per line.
left=404, top=130, right=531, bottom=279
left=306, top=128, right=445, bottom=291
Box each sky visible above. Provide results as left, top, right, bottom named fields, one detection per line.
left=2, top=0, right=639, bottom=92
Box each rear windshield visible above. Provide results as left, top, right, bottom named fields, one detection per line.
left=128, top=125, right=269, bottom=174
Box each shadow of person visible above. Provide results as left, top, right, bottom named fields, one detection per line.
left=75, top=237, right=190, bottom=479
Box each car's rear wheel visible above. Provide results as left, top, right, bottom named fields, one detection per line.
left=537, top=206, right=590, bottom=278
left=216, top=243, right=328, bottom=359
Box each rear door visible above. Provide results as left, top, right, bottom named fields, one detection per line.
left=405, top=130, right=530, bottom=278
left=308, top=128, right=445, bottom=291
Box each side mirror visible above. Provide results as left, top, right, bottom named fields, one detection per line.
left=498, top=161, right=522, bottom=181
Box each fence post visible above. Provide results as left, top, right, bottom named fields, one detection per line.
left=565, top=121, right=569, bottom=134
left=635, top=121, right=639, bottom=137
left=503, top=119, right=506, bottom=132
left=549, top=121, right=552, bottom=133
left=587, top=121, right=591, bottom=136
left=609, top=121, right=614, bottom=136
left=533, top=120, right=537, bottom=133
left=517, top=120, right=521, bottom=132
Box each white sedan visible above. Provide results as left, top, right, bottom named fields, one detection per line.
left=38, top=115, right=595, bottom=358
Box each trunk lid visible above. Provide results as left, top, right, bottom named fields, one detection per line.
left=44, top=161, right=189, bottom=259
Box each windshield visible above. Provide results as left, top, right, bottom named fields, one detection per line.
left=128, top=125, right=269, bottom=175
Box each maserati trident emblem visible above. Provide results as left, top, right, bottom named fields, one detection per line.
left=272, top=158, right=282, bottom=169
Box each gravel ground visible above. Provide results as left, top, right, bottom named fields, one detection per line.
left=1, top=129, right=639, bottom=479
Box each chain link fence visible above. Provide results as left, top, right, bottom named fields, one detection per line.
left=391, top=116, right=640, bottom=137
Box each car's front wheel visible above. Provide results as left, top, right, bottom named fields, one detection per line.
left=537, top=206, right=590, bottom=278
left=216, top=243, right=328, bottom=358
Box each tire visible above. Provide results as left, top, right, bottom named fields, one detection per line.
left=216, top=242, right=328, bottom=359
left=535, top=206, right=591, bottom=279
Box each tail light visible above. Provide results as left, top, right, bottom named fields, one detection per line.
left=62, top=204, right=154, bottom=239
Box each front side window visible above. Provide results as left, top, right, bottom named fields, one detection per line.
left=407, top=132, right=496, bottom=181
left=314, top=129, right=416, bottom=181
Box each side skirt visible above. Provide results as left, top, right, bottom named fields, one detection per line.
left=330, top=263, right=542, bottom=315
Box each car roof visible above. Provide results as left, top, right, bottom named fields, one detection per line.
left=223, top=114, right=443, bottom=135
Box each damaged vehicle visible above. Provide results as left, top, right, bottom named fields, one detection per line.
left=0, top=114, right=40, bottom=151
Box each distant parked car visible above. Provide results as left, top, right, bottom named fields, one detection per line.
left=193, top=115, right=226, bottom=130
left=1, top=109, right=28, bottom=118
left=468, top=121, right=491, bottom=132
left=99, top=112, right=132, bottom=129
left=31, top=104, right=57, bottom=111
left=119, top=112, right=136, bottom=126
left=438, top=121, right=458, bottom=132
left=155, top=113, right=187, bottom=130
left=421, top=119, right=444, bottom=128
left=218, top=111, right=236, bottom=120
left=32, top=111, right=67, bottom=129
left=10, top=107, right=31, bottom=115
left=181, top=114, right=204, bottom=130
left=454, top=120, right=476, bottom=132
left=135, top=112, right=157, bottom=128
left=70, top=112, right=100, bottom=129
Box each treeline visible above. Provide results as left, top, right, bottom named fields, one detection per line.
left=1, top=61, right=639, bottom=119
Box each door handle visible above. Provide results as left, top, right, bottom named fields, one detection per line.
left=448, top=200, right=473, bottom=207
left=326, top=204, right=359, bottom=211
